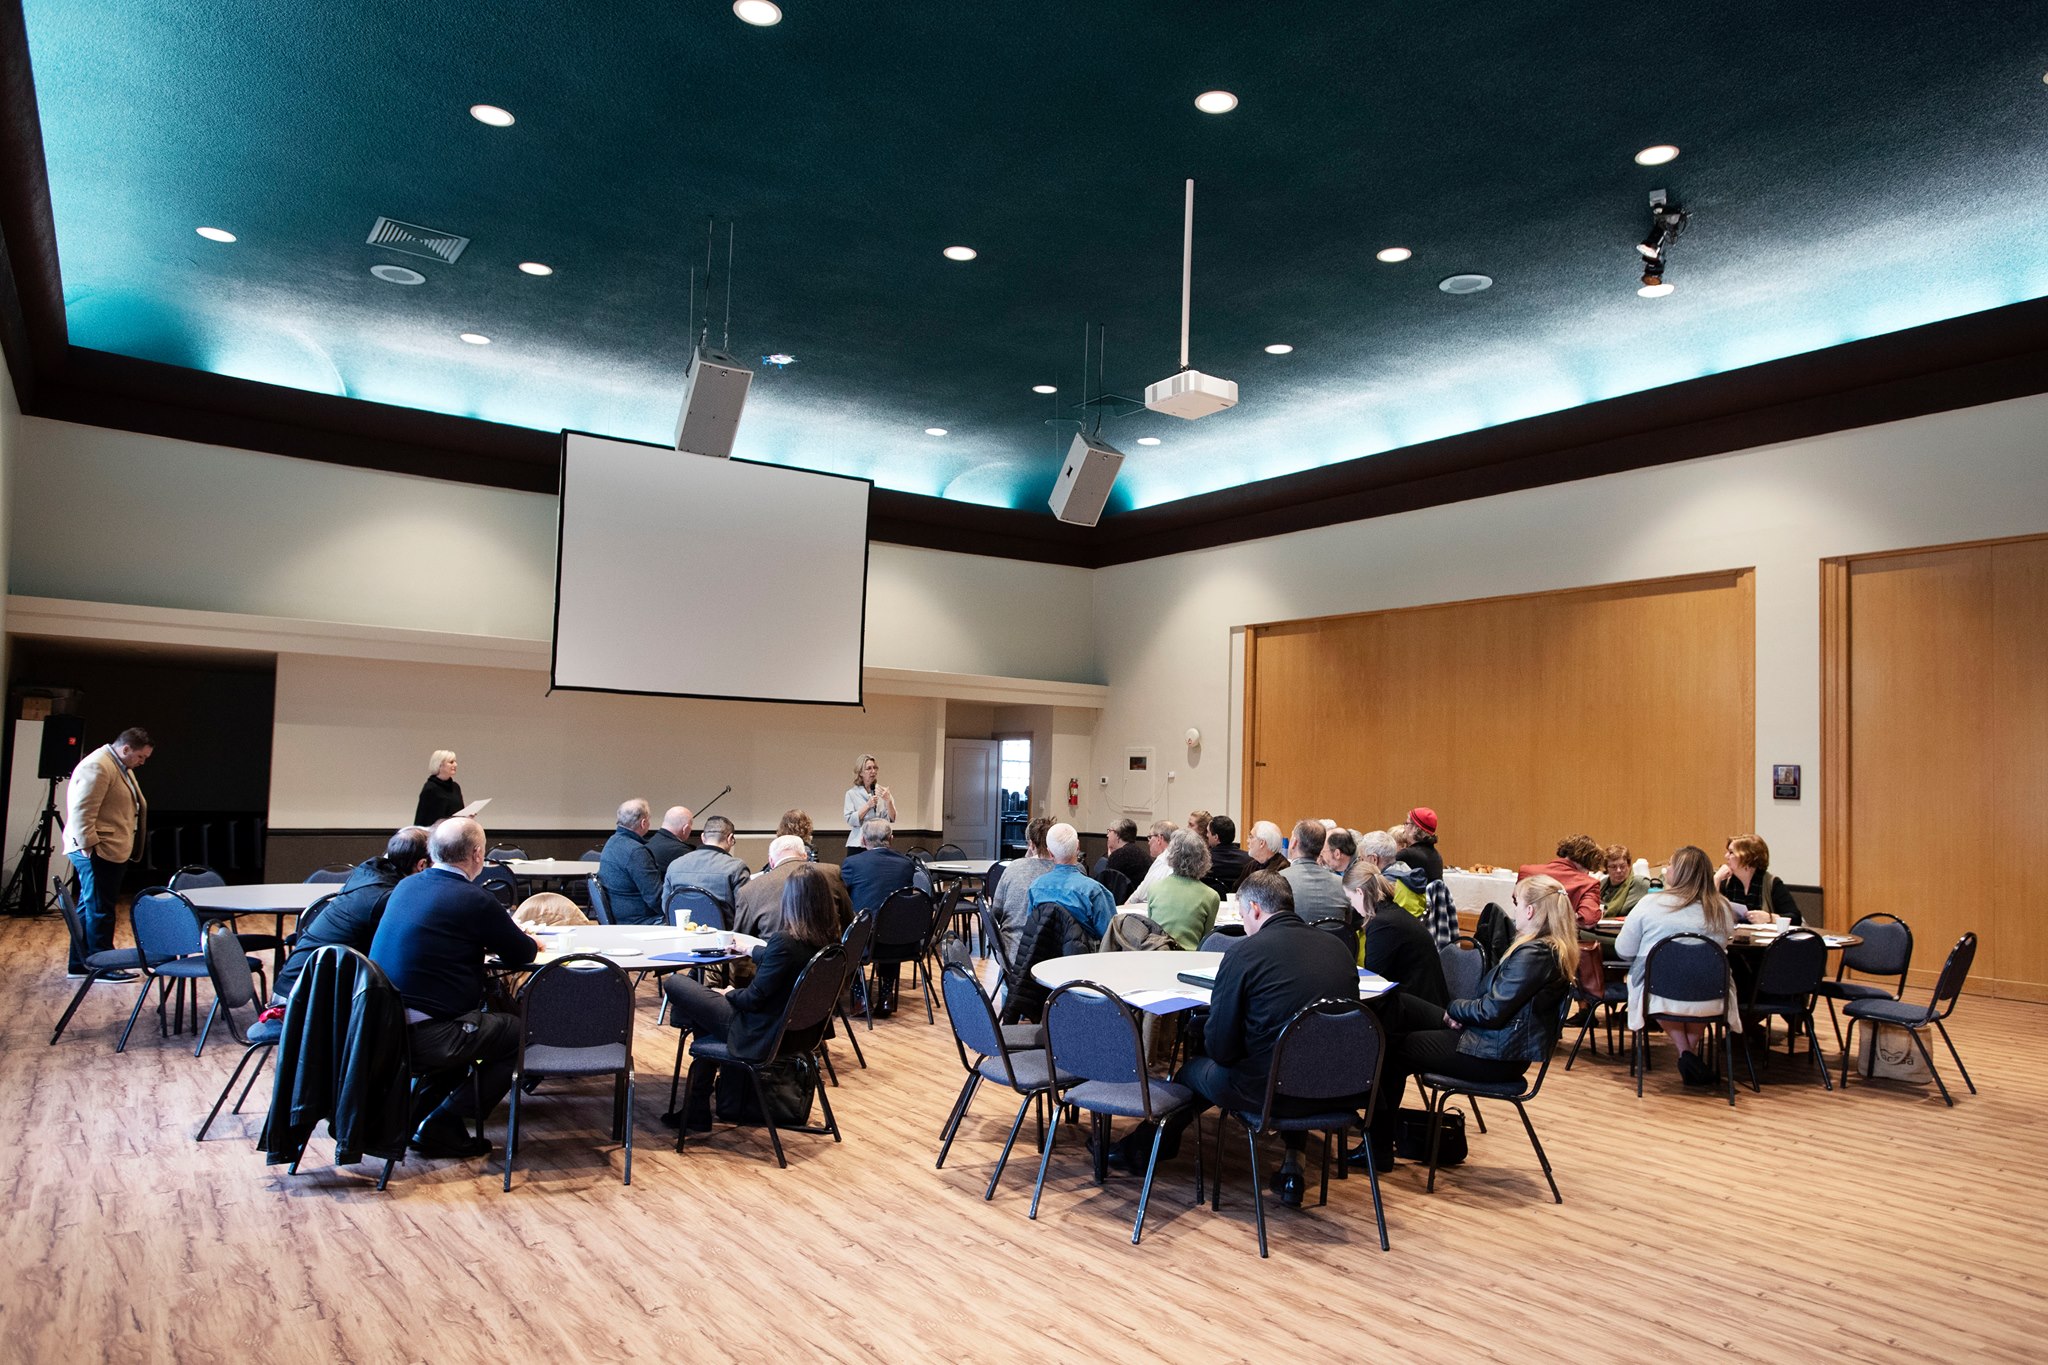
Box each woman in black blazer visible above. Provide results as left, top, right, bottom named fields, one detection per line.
left=661, top=864, right=840, bottom=1129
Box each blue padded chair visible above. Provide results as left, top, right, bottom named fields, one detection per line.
left=1839, top=931, right=1977, bottom=1107
left=1029, top=981, right=1202, bottom=1246
left=503, top=954, right=637, bottom=1190
left=120, top=889, right=217, bottom=1053
left=195, top=923, right=285, bottom=1138
left=303, top=864, right=355, bottom=885
left=1212, top=998, right=1389, bottom=1256
left=673, top=945, right=849, bottom=1167
left=664, top=885, right=729, bottom=931
left=486, top=846, right=529, bottom=863
left=172, top=864, right=285, bottom=962
left=1815, top=913, right=1913, bottom=1048
left=1635, top=933, right=1739, bottom=1106
left=1741, top=928, right=1834, bottom=1091
left=936, top=961, right=1074, bottom=1201
left=1439, top=936, right=1486, bottom=1002
left=476, top=863, right=518, bottom=909
left=50, top=875, right=145, bottom=1045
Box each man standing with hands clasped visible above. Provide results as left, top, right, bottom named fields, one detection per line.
left=62, top=726, right=153, bottom=978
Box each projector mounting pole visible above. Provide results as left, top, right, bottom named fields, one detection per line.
left=1178, top=178, right=1194, bottom=373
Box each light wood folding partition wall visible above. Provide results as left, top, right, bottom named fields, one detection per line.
left=1242, top=570, right=1754, bottom=874
left=1824, top=534, right=2048, bottom=1000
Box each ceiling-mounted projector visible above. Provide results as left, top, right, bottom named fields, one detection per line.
left=1146, top=178, right=1237, bottom=421
left=674, top=344, right=752, bottom=459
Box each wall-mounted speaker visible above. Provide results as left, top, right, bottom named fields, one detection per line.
left=1049, top=431, right=1124, bottom=527
left=673, top=346, right=753, bottom=459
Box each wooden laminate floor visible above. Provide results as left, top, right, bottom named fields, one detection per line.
left=3, top=913, right=2045, bottom=1364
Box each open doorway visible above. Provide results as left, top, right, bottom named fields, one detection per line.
left=998, top=737, right=1031, bottom=858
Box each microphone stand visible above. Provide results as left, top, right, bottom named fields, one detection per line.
left=692, top=785, right=733, bottom=821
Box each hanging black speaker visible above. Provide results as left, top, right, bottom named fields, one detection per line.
left=38, top=714, right=85, bottom=780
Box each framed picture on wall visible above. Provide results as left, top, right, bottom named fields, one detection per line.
left=1772, top=764, right=1801, bottom=800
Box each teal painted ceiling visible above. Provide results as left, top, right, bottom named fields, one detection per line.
left=26, top=0, right=2048, bottom=513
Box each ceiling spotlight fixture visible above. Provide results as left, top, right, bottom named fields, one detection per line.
left=763, top=352, right=797, bottom=367
left=517, top=261, right=554, bottom=276
left=459, top=332, right=492, bottom=345
left=1637, top=282, right=1675, bottom=298
left=1438, top=273, right=1493, bottom=294
left=1263, top=343, right=1293, bottom=354
left=1136, top=436, right=1162, bottom=446
left=924, top=427, right=948, bottom=436
left=732, top=0, right=783, bottom=24
left=1032, top=384, right=1057, bottom=394
left=1634, top=143, right=1680, bottom=166
left=195, top=226, right=236, bottom=242
left=370, top=264, right=425, bottom=285
left=1194, top=90, right=1239, bottom=114
left=1375, top=246, right=1412, bottom=263
left=469, top=104, right=515, bottom=127
left=942, top=245, right=977, bottom=261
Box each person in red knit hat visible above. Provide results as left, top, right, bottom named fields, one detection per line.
left=1401, top=806, right=1444, bottom=882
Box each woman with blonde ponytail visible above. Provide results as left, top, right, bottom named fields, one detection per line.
left=1362, top=874, right=1575, bottom=1167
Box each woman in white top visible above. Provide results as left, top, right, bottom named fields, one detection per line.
left=1614, top=844, right=1740, bottom=1083
left=842, top=753, right=898, bottom=850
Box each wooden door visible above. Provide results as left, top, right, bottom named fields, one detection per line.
left=942, top=739, right=998, bottom=860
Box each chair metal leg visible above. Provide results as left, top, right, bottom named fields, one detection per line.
left=1739, top=1027, right=1763, bottom=1093
left=1635, top=1027, right=1647, bottom=1097
left=835, top=1006, right=867, bottom=1067
left=1907, top=1028, right=1955, bottom=1107
left=1934, top=1019, right=1977, bottom=1094
left=674, top=1059, right=699, bottom=1154
left=1131, top=1120, right=1169, bottom=1245
left=818, top=1042, right=839, bottom=1087
left=1565, top=1006, right=1595, bottom=1070
left=197, top=1043, right=263, bottom=1140
left=194, top=999, right=221, bottom=1058
left=1722, top=1024, right=1738, bottom=1107
left=115, top=974, right=155, bottom=1053
left=984, top=1091, right=1034, bottom=1200
left=1803, top=1013, right=1834, bottom=1092
left=1028, top=1100, right=1066, bottom=1219
left=1317, top=1131, right=1330, bottom=1207
left=667, top=1027, right=689, bottom=1115
left=1838, top=1018, right=1857, bottom=1091
left=234, top=1046, right=271, bottom=1113
left=1245, top=1127, right=1269, bottom=1258
left=860, top=965, right=876, bottom=1031
left=1513, top=1099, right=1562, bottom=1204
left=1209, top=1113, right=1226, bottom=1209
left=1425, top=1088, right=1447, bottom=1193
left=1469, top=1097, right=1485, bottom=1133
left=376, top=1158, right=396, bottom=1190
left=936, top=1072, right=981, bottom=1167
left=1824, top=995, right=1845, bottom=1051
left=1357, top=1130, right=1390, bottom=1251
left=813, top=1060, right=840, bottom=1142
left=1091, top=1112, right=1107, bottom=1186
left=503, top=1082, right=521, bottom=1191
left=750, top=1069, right=788, bottom=1167
left=620, top=1072, right=635, bottom=1185
left=50, top=975, right=100, bottom=1044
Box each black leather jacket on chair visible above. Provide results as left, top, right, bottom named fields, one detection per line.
left=1447, top=940, right=1570, bottom=1063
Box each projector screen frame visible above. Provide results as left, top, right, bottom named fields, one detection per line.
left=550, top=429, right=873, bottom=707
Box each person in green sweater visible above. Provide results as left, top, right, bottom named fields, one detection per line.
left=1602, top=844, right=1651, bottom=917
left=1146, top=829, right=1222, bottom=950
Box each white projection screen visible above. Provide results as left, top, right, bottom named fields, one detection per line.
left=554, top=432, right=871, bottom=703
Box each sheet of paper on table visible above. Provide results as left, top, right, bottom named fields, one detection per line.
left=1120, top=989, right=1208, bottom=1014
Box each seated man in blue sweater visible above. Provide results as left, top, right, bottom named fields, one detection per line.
left=1029, top=823, right=1116, bottom=942
left=369, top=818, right=538, bottom=1159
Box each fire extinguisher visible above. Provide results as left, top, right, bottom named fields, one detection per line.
left=1067, top=778, right=1080, bottom=809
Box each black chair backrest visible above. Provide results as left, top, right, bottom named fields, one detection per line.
left=759, top=944, right=852, bottom=1060
left=936, top=929, right=973, bottom=976
left=840, top=911, right=875, bottom=966
left=519, top=954, right=635, bottom=1050
left=170, top=865, right=225, bottom=890
left=1927, top=932, right=1977, bottom=1019
left=905, top=846, right=933, bottom=866
left=936, top=842, right=965, bottom=859
left=941, top=961, right=1011, bottom=1074
left=874, top=887, right=933, bottom=949
left=586, top=876, right=616, bottom=925
left=1753, top=929, right=1829, bottom=998
left=131, top=889, right=203, bottom=966
left=1198, top=930, right=1240, bottom=953
left=1044, top=982, right=1157, bottom=1113
left=203, top=923, right=260, bottom=1040
left=1520, top=994, right=1576, bottom=1100
left=1642, top=933, right=1730, bottom=1006
left=1094, top=866, right=1133, bottom=903
left=487, top=846, right=529, bottom=862
left=294, top=891, right=342, bottom=941
left=304, top=865, right=353, bottom=884
left=977, top=902, right=1011, bottom=975
left=983, top=861, right=1005, bottom=904
left=476, top=865, right=516, bottom=908
left=1260, top=999, right=1385, bottom=1121
left=666, top=885, right=729, bottom=930
left=1439, top=939, right=1486, bottom=1001
left=55, top=876, right=89, bottom=965
left=1842, top=913, right=1913, bottom=979
left=580, top=847, right=605, bottom=862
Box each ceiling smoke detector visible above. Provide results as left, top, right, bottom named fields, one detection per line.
left=1438, top=273, right=1493, bottom=294
left=370, top=264, right=426, bottom=285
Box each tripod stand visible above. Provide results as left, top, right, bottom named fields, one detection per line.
left=1, top=778, right=63, bottom=917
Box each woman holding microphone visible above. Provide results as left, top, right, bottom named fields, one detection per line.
left=842, top=753, right=897, bottom=852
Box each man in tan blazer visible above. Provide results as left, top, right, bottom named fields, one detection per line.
left=63, top=726, right=153, bottom=974
left=733, top=834, right=851, bottom=939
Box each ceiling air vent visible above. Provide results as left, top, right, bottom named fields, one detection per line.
left=366, top=216, right=469, bottom=264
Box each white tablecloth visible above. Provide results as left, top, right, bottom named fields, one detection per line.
left=1439, top=869, right=1518, bottom=914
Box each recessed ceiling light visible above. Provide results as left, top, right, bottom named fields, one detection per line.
left=459, top=333, right=492, bottom=345
left=1031, top=384, right=1057, bottom=394
left=195, top=226, right=236, bottom=243
left=1264, top=343, right=1293, bottom=355
left=942, top=245, right=977, bottom=261
left=1634, top=144, right=1680, bottom=166
left=924, top=427, right=948, bottom=436
left=733, top=0, right=782, bottom=24
left=1194, top=90, right=1239, bottom=114
left=1375, top=246, right=1412, bottom=263
left=1438, top=273, right=1493, bottom=294
left=1637, top=282, right=1675, bottom=298
left=517, top=261, right=553, bottom=276
left=469, top=104, right=515, bottom=127
left=370, top=264, right=425, bottom=285
left=1136, top=437, right=1161, bottom=446
left=764, top=352, right=796, bottom=367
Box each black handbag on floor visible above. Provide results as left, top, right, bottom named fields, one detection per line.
left=1394, top=1106, right=1467, bottom=1165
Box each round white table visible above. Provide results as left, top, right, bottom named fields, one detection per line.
left=503, top=858, right=600, bottom=880
left=179, top=882, right=337, bottom=971
left=514, top=923, right=765, bottom=973
left=1440, top=869, right=1518, bottom=913
left=1031, top=949, right=1226, bottom=995
left=923, top=859, right=992, bottom=880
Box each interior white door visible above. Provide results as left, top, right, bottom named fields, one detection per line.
left=942, top=739, right=999, bottom=860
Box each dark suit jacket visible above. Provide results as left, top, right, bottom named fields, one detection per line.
left=600, top=825, right=664, bottom=925
left=1102, top=841, right=1153, bottom=897
left=735, top=859, right=852, bottom=939
left=725, top=932, right=824, bottom=1062
left=1204, top=910, right=1360, bottom=1105
left=840, top=846, right=918, bottom=916
left=1364, top=902, right=1449, bottom=1010
left=1205, top=842, right=1253, bottom=894
left=643, top=828, right=700, bottom=876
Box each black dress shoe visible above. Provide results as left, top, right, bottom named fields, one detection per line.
left=1345, top=1140, right=1395, bottom=1170
left=1677, top=1050, right=1713, bottom=1086
left=1271, top=1164, right=1307, bottom=1208
left=409, top=1127, right=492, bottom=1159
left=659, top=1108, right=714, bottom=1133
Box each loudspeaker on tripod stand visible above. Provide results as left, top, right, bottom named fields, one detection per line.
left=38, top=714, right=84, bottom=780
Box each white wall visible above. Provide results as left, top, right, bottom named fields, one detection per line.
left=1090, top=391, right=2048, bottom=883
left=271, top=652, right=947, bottom=835
left=8, top=419, right=1100, bottom=684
